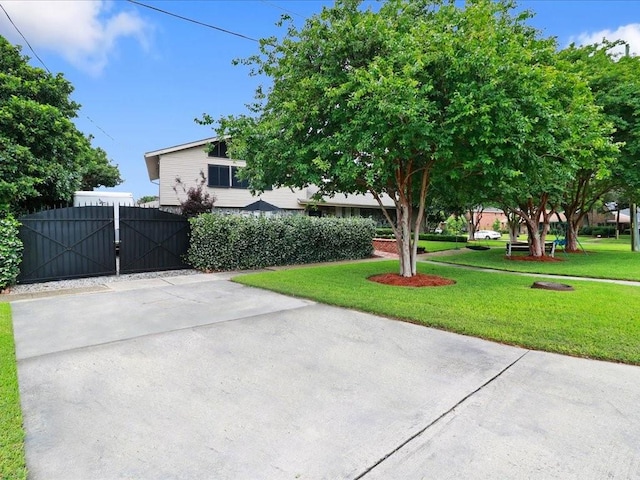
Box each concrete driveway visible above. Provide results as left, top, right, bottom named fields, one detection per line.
left=10, top=272, right=640, bottom=479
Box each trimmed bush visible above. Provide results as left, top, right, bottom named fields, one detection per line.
left=0, top=214, right=23, bottom=291
left=187, top=214, right=376, bottom=271
left=418, top=233, right=467, bottom=242
left=374, top=227, right=466, bottom=243
left=579, top=225, right=616, bottom=237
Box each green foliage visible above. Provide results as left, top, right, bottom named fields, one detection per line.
left=0, top=304, right=28, bottom=480
left=444, top=216, right=466, bottom=236
left=0, top=214, right=23, bottom=291
left=0, top=36, right=122, bottom=214
left=375, top=227, right=394, bottom=237
left=173, top=171, right=215, bottom=218
left=211, top=0, right=596, bottom=275
left=137, top=195, right=158, bottom=205
left=418, top=233, right=467, bottom=243
left=187, top=214, right=375, bottom=271
left=376, top=227, right=466, bottom=243
left=234, top=261, right=640, bottom=365
left=579, top=226, right=617, bottom=237
left=561, top=42, right=640, bottom=199
left=492, top=218, right=502, bottom=232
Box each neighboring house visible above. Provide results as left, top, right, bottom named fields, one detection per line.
left=143, top=137, right=394, bottom=223
left=606, top=207, right=640, bottom=229
left=466, top=208, right=572, bottom=234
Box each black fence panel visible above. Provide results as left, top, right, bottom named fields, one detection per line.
left=18, top=206, right=116, bottom=284
left=119, top=207, right=190, bottom=274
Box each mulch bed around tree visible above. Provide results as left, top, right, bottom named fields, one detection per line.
left=505, top=255, right=562, bottom=262
left=368, top=273, right=456, bottom=287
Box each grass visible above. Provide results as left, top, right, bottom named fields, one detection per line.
left=234, top=260, right=640, bottom=365
left=0, top=303, right=27, bottom=480
left=419, top=240, right=469, bottom=252
left=429, top=242, right=640, bottom=281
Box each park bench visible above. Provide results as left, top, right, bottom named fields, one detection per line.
left=506, top=241, right=556, bottom=257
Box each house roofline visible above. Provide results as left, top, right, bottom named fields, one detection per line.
left=143, top=136, right=228, bottom=182
left=144, top=136, right=224, bottom=158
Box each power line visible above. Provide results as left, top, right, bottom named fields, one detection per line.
left=0, top=2, right=51, bottom=73
left=85, top=115, right=115, bottom=141
left=259, top=0, right=303, bottom=18
left=0, top=2, right=115, bottom=141
left=126, top=0, right=261, bottom=43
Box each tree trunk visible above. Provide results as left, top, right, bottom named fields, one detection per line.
left=565, top=220, right=579, bottom=252
left=467, top=207, right=483, bottom=242
left=397, top=202, right=413, bottom=277
left=527, top=222, right=544, bottom=257
left=563, top=209, right=587, bottom=253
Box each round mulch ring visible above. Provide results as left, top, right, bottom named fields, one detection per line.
left=467, top=245, right=490, bottom=251
left=506, top=255, right=562, bottom=262
left=368, top=273, right=456, bottom=287
left=531, top=281, right=575, bottom=291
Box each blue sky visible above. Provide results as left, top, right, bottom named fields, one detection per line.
left=1, top=0, right=639, bottom=201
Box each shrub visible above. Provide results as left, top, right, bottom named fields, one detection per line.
left=375, top=227, right=394, bottom=238
left=580, top=225, right=616, bottom=237
left=375, top=228, right=466, bottom=243
left=187, top=214, right=376, bottom=271
left=418, top=233, right=467, bottom=242
left=173, top=171, right=215, bottom=218
left=0, top=214, right=23, bottom=291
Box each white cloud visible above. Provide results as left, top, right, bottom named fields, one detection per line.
left=0, top=0, right=151, bottom=75
left=570, top=23, right=640, bottom=57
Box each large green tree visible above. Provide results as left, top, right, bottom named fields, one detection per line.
left=559, top=42, right=640, bottom=251
left=0, top=36, right=122, bottom=214
left=209, top=0, right=603, bottom=275
left=495, top=61, right=616, bottom=256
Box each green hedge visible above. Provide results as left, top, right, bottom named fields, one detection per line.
left=187, top=214, right=376, bottom=271
left=579, top=226, right=617, bottom=237
left=374, top=228, right=466, bottom=243
left=0, top=214, right=23, bottom=291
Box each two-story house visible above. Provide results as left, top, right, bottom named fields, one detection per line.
left=143, top=137, right=394, bottom=223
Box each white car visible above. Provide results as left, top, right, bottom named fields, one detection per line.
left=473, top=230, right=502, bottom=240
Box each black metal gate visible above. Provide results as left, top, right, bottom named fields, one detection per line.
left=18, top=206, right=117, bottom=284
left=119, top=206, right=190, bottom=274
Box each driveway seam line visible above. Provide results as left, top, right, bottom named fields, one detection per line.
left=353, top=349, right=530, bottom=479
left=16, top=303, right=316, bottom=362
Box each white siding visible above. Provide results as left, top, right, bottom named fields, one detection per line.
left=158, top=145, right=304, bottom=210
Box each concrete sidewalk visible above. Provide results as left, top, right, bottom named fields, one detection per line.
left=10, top=273, right=640, bottom=479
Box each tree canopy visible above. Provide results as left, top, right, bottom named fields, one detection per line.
left=209, top=0, right=620, bottom=273
left=0, top=36, right=122, bottom=215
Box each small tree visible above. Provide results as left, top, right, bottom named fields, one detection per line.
left=173, top=171, right=215, bottom=218
left=492, top=218, right=502, bottom=233
left=445, top=215, right=466, bottom=236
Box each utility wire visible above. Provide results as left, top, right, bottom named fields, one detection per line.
left=0, top=2, right=51, bottom=73
left=0, top=2, right=115, bottom=141
left=85, top=116, right=115, bottom=141
left=126, top=0, right=261, bottom=43
left=259, top=0, right=303, bottom=18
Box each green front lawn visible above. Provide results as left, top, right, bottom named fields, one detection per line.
left=419, top=240, right=468, bottom=252
left=429, top=245, right=640, bottom=281
left=235, top=261, right=640, bottom=365
left=0, top=303, right=27, bottom=480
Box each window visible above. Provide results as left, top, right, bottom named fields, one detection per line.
left=207, top=141, right=228, bottom=158
left=231, top=167, right=250, bottom=189
left=207, top=165, right=230, bottom=187
left=207, top=164, right=271, bottom=190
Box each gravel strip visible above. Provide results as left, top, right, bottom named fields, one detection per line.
left=3, top=269, right=201, bottom=296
